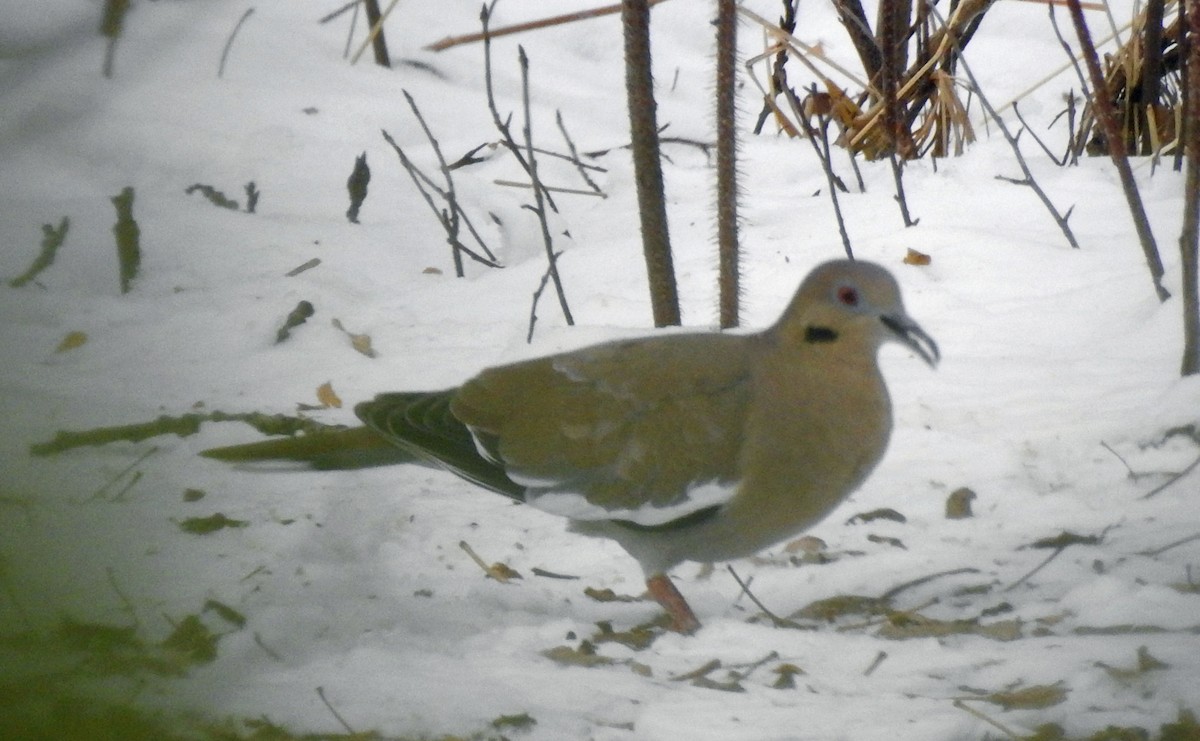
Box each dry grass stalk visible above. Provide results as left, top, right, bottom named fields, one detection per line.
left=742, top=0, right=989, bottom=160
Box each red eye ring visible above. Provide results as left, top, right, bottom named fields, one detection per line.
left=837, top=285, right=859, bottom=306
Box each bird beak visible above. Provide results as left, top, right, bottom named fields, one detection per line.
left=881, top=314, right=940, bottom=368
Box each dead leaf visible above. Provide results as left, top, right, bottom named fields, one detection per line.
left=316, top=381, right=342, bottom=409
left=542, top=644, right=615, bottom=668
left=946, top=487, right=977, bottom=519
left=983, top=683, right=1068, bottom=710
left=56, top=330, right=88, bottom=352
left=793, top=594, right=890, bottom=622
left=331, top=317, right=378, bottom=358
left=1098, top=645, right=1170, bottom=683
left=584, top=586, right=640, bottom=603
left=593, top=621, right=658, bottom=650
left=877, top=612, right=1022, bottom=642
left=846, top=507, right=907, bottom=525
left=903, top=248, right=932, bottom=265
left=784, top=535, right=827, bottom=554
left=176, top=513, right=249, bottom=535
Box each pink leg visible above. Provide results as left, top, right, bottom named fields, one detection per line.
left=646, top=573, right=701, bottom=634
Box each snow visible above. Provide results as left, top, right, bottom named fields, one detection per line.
left=2, top=0, right=1199, bottom=739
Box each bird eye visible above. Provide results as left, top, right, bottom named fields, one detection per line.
left=836, top=285, right=859, bottom=306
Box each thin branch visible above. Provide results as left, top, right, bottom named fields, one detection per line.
left=1065, top=0, right=1170, bottom=300
left=791, top=86, right=855, bottom=259
left=481, top=3, right=558, bottom=214
left=316, top=687, right=356, bottom=735
left=426, top=0, right=671, bottom=51
left=218, top=8, right=255, bottom=78
left=555, top=111, right=607, bottom=196
left=350, top=0, right=396, bottom=67
left=382, top=124, right=502, bottom=273
left=1137, top=530, right=1200, bottom=557
left=527, top=251, right=564, bottom=342
left=726, top=565, right=807, bottom=629
left=1141, top=450, right=1200, bottom=498
left=937, top=8, right=1082, bottom=250
left=493, top=179, right=606, bottom=197
left=518, top=45, right=574, bottom=332
left=319, top=0, right=361, bottom=24
left=1012, top=101, right=1066, bottom=165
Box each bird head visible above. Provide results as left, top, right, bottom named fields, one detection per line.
left=774, top=259, right=939, bottom=368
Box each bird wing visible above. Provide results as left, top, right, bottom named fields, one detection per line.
left=356, top=391, right=526, bottom=499
left=450, top=332, right=757, bottom=526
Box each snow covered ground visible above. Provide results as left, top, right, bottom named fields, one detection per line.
left=2, top=1, right=1199, bottom=739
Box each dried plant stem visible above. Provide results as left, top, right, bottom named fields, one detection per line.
left=622, top=0, right=680, bottom=326
left=726, top=565, right=806, bottom=629
left=715, top=0, right=741, bottom=328
left=1141, top=450, right=1200, bottom=498
left=481, top=4, right=558, bottom=214
left=555, top=111, right=607, bottom=196
left=351, top=0, right=395, bottom=67
left=218, top=8, right=255, bottom=78
left=518, top=45, right=574, bottom=335
left=1181, top=0, right=1200, bottom=374
left=789, top=86, right=855, bottom=259
left=937, top=10, right=1081, bottom=250
left=383, top=92, right=502, bottom=274
left=426, top=0, right=670, bottom=52
left=1066, top=0, right=1170, bottom=300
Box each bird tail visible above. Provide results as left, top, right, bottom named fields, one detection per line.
left=200, top=426, right=416, bottom=470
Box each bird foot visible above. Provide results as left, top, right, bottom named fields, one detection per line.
left=646, top=573, right=701, bottom=634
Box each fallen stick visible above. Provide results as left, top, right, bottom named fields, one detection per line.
left=425, top=0, right=670, bottom=52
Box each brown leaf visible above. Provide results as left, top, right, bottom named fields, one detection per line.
left=56, top=330, right=88, bottom=353
left=903, top=248, right=932, bottom=265
left=541, top=644, right=615, bottom=668
left=316, top=381, right=342, bottom=409
left=946, top=487, right=977, bottom=519
left=983, top=683, right=1068, bottom=710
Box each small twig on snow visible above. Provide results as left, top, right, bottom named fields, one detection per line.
left=935, top=8, right=1081, bottom=250
left=218, top=8, right=255, bottom=78
left=556, top=110, right=607, bottom=196
left=1141, top=450, right=1200, bottom=499
left=726, top=565, right=807, bottom=629
left=316, top=686, right=356, bottom=735
left=517, top=45, right=574, bottom=337
left=426, top=0, right=671, bottom=52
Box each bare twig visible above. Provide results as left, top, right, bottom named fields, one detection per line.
left=493, top=179, right=605, bottom=197
left=1012, top=101, right=1065, bottom=165
left=556, top=111, right=607, bottom=196
left=481, top=4, right=558, bottom=215
left=937, top=8, right=1081, bottom=250
left=953, top=699, right=1022, bottom=739
left=383, top=94, right=503, bottom=274
left=726, top=565, right=807, bottom=629
left=426, top=0, right=671, bottom=52
left=527, top=251, right=564, bottom=342
left=1141, top=450, right=1200, bottom=498
left=863, top=650, right=888, bottom=676
left=350, top=0, right=395, bottom=67
left=1066, top=0, right=1170, bottom=300
left=1137, top=530, right=1200, bottom=557
left=517, top=45, right=574, bottom=333
left=218, top=8, right=255, bottom=78
left=790, top=86, right=855, bottom=259
left=319, top=0, right=361, bottom=24
left=316, top=687, right=356, bottom=735
left=888, top=152, right=918, bottom=226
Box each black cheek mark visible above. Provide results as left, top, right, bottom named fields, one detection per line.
left=804, top=326, right=839, bottom=343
